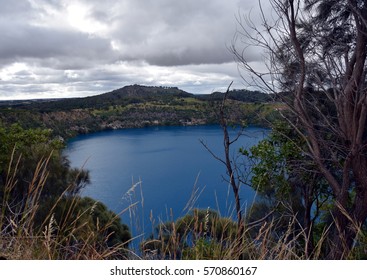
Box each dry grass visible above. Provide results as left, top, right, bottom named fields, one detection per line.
left=0, top=152, right=131, bottom=260
left=139, top=200, right=367, bottom=260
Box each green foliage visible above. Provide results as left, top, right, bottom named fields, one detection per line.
left=0, top=123, right=131, bottom=259
left=36, top=197, right=131, bottom=254
left=182, top=237, right=225, bottom=260
left=242, top=119, right=336, bottom=257
left=244, top=121, right=301, bottom=199
left=0, top=123, right=58, bottom=169
left=0, top=123, right=83, bottom=204
left=141, top=208, right=238, bottom=259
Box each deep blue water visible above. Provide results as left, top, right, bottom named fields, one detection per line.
left=64, top=125, right=267, bottom=238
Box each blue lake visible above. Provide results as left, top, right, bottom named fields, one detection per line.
left=64, top=125, right=267, bottom=237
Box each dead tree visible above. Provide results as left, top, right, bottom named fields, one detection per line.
left=200, top=82, right=246, bottom=240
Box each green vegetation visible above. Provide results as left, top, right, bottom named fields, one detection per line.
left=0, top=85, right=279, bottom=139
left=0, top=123, right=131, bottom=259
left=142, top=208, right=238, bottom=260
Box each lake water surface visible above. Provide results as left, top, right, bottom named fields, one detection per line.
left=64, top=125, right=267, bottom=235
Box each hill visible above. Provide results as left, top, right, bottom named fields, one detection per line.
left=197, top=89, right=273, bottom=103
left=1, top=85, right=194, bottom=111
left=0, top=85, right=280, bottom=139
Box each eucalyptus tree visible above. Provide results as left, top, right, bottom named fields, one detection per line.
left=232, top=0, right=367, bottom=258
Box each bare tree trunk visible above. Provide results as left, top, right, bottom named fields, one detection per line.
left=219, top=98, right=245, bottom=239
left=303, top=184, right=314, bottom=258
left=200, top=82, right=245, bottom=241
left=216, top=84, right=249, bottom=260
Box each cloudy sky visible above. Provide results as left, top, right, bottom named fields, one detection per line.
left=0, top=0, right=268, bottom=100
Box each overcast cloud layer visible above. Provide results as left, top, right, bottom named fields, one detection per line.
left=0, top=0, right=268, bottom=100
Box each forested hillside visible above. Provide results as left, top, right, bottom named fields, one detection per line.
left=0, top=85, right=279, bottom=139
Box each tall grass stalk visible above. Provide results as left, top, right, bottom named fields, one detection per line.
left=0, top=153, right=133, bottom=259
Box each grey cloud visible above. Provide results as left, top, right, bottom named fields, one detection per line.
left=0, top=22, right=115, bottom=68
left=144, top=47, right=231, bottom=67
left=0, top=0, right=32, bottom=17
left=110, top=0, right=241, bottom=66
